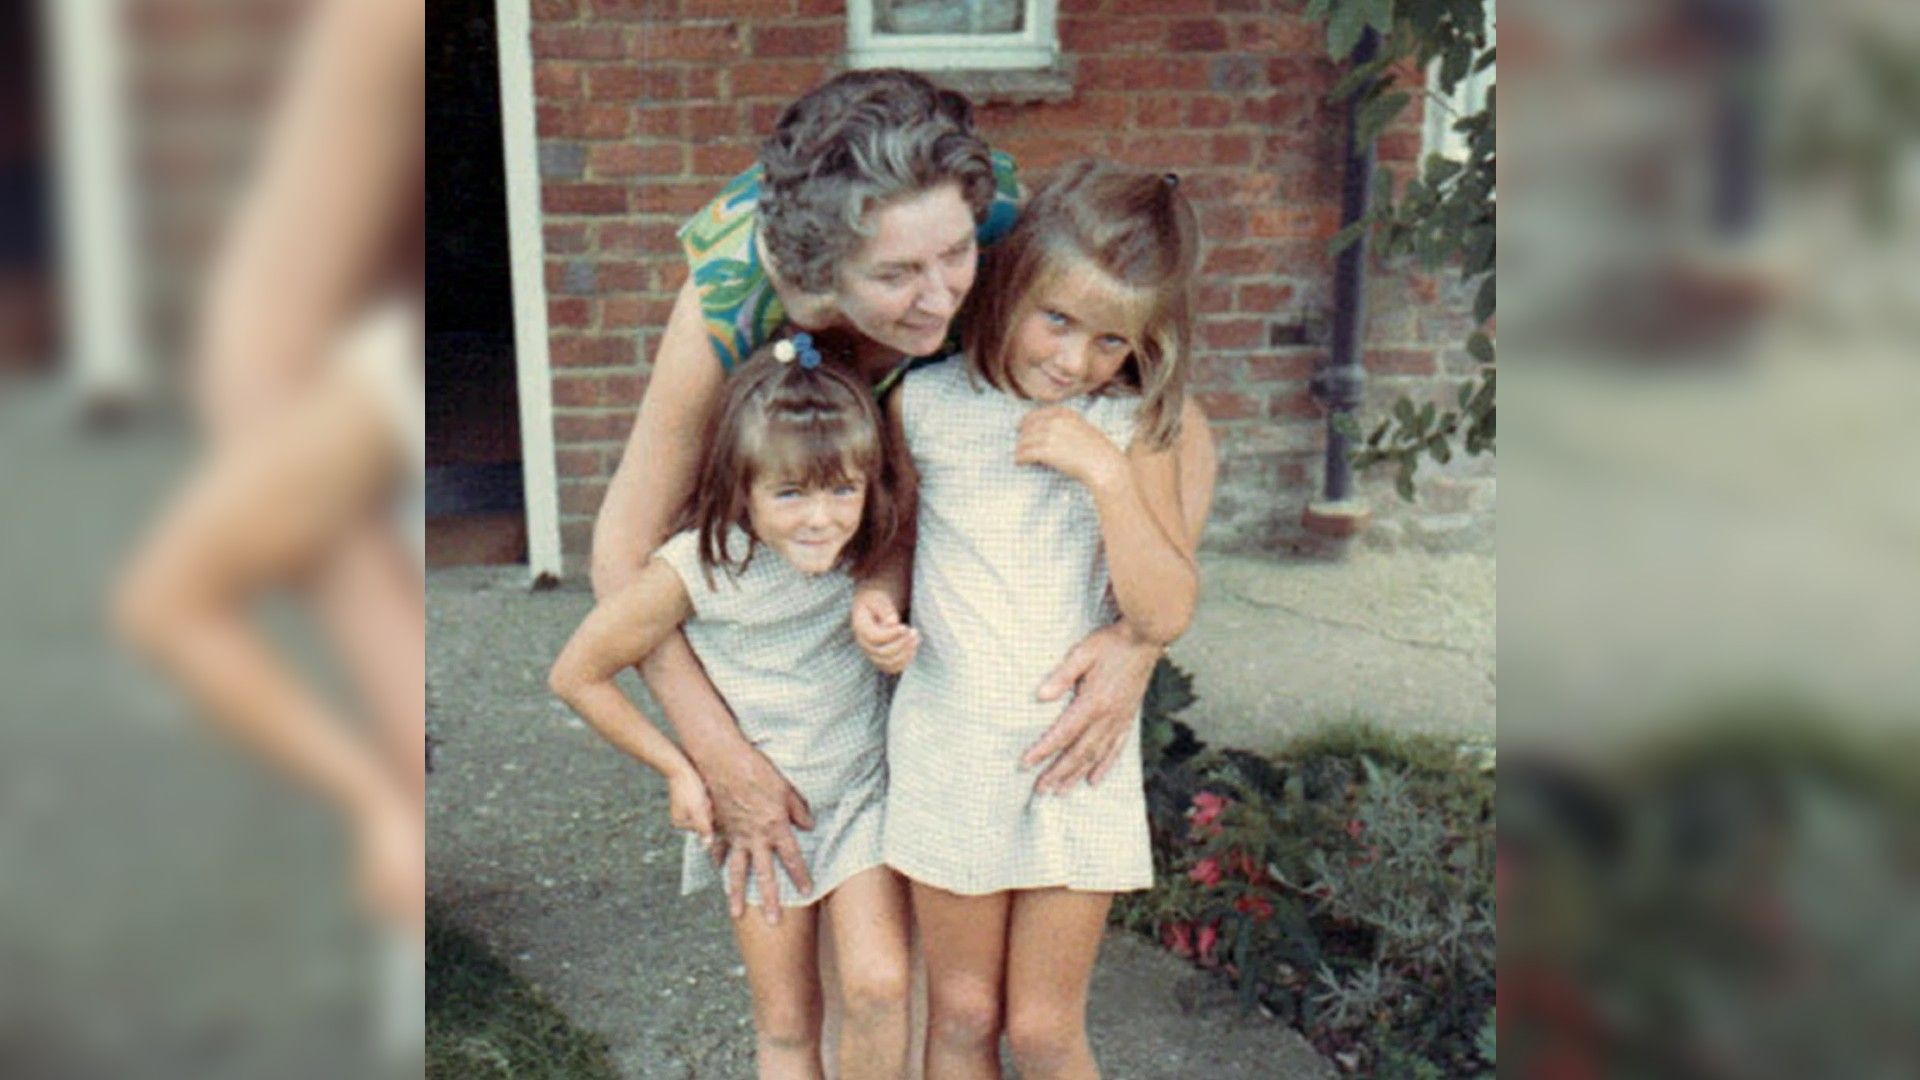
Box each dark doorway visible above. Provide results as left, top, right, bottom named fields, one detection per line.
left=2, top=2, right=58, bottom=375
left=427, top=0, right=526, bottom=565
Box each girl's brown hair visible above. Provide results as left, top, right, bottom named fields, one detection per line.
left=675, top=342, right=901, bottom=585
left=959, top=159, right=1201, bottom=450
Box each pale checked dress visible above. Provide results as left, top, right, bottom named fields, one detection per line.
left=653, top=528, right=889, bottom=908
left=883, top=358, right=1154, bottom=895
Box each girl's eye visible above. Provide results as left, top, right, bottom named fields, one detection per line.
left=774, top=488, right=802, bottom=499
left=1042, top=309, right=1068, bottom=327
left=1098, top=335, right=1130, bottom=351
left=833, top=484, right=858, bottom=497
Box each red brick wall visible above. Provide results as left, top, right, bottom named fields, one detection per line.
left=529, top=0, right=1493, bottom=562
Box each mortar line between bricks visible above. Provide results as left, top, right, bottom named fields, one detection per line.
left=1221, top=590, right=1483, bottom=659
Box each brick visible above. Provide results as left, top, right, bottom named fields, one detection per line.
left=1211, top=134, right=1253, bottom=166
left=633, top=104, right=685, bottom=138
left=554, top=411, right=640, bottom=443
left=632, top=181, right=717, bottom=215
left=588, top=143, right=686, bottom=178
left=691, top=142, right=758, bottom=177
left=656, top=262, right=691, bottom=291
left=1232, top=17, right=1318, bottom=53
left=686, top=68, right=723, bottom=99
left=685, top=103, right=741, bottom=139
left=630, top=23, right=742, bottom=61
left=603, top=295, right=678, bottom=327
left=747, top=102, right=790, bottom=131
left=1197, top=282, right=1234, bottom=314
left=1249, top=205, right=1339, bottom=240
left=587, top=65, right=683, bottom=102
left=597, top=222, right=683, bottom=253
left=731, top=60, right=827, bottom=98
left=1365, top=349, right=1436, bottom=375
left=550, top=260, right=598, bottom=295
left=1242, top=93, right=1311, bottom=126
left=535, top=62, right=583, bottom=101
left=549, top=298, right=592, bottom=328
left=1079, top=57, right=1211, bottom=93
left=1194, top=390, right=1260, bottom=421
left=543, top=182, right=628, bottom=214
left=1246, top=350, right=1322, bottom=381
left=1169, top=19, right=1228, bottom=52
left=1184, top=171, right=1281, bottom=205
left=553, top=374, right=644, bottom=408
left=685, top=0, right=792, bottom=16
left=1377, top=130, right=1421, bottom=163
left=1267, top=386, right=1322, bottom=420
left=751, top=22, right=842, bottom=58
left=1210, top=56, right=1266, bottom=93
left=1133, top=97, right=1184, bottom=130
left=1200, top=318, right=1264, bottom=351
left=545, top=223, right=591, bottom=254
left=1187, top=97, right=1234, bottom=128
left=1198, top=205, right=1248, bottom=243
left=1236, top=282, right=1296, bottom=313
left=532, top=26, right=626, bottom=60
left=539, top=142, right=586, bottom=180
left=1113, top=134, right=1212, bottom=169
left=556, top=447, right=616, bottom=479
left=559, top=480, right=610, bottom=515
left=532, top=0, right=580, bottom=17
left=1266, top=55, right=1340, bottom=90
left=999, top=95, right=1131, bottom=133
left=990, top=136, right=1083, bottom=172
left=551, top=335, right=635, bottom=368
left=1203, top=244, right=1282, bottom=277
left=1059, top=17, right=1163, bottom=53
left=537, top=103, right=630, bottom=140
left=795, top=0, right=844, bottom=14
left=596, top=261, right=651, bottom=291
left=591, top=0, right=680, bottom=18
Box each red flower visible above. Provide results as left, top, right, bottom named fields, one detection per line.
left=1162, top=921, right=1195, bottom=958
left=1235, top=894, right=1275, bottom=922
left=1229, top=849, right=1264, bottom=882
left=1189, top=791, right=1229, bottom=836
left=1195, top=923, right=1220, bottom=966
left=1344, top=818, right=1366, bottom=839
left=1188, top=856, right=1223, bottom=887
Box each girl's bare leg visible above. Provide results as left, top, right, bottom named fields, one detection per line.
left=112, top=361, right=420, bottom=932
left=821, top=868, right=912, bottom=1079
left=303, top=526, right=425, bottom=802
left=1002, top=889, right=1113, bottom=1080
left=732, top=901, right=827, bottom=1080
left=911, top=881, right=1011, bottom=1080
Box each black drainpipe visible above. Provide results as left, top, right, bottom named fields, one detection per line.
left=1312, top=27, right=1381, bottom=503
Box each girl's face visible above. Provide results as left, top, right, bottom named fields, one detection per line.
left=1007, top=265, right=1141, bottom=403
left=745, top=469, right=867, bottom=576
left=834, top=183, right=978, bottom=359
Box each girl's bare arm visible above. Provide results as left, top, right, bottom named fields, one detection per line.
left=548, top=560, right=698, bottom=781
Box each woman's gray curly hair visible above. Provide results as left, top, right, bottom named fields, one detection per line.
left=757, top=69, right=997, bottom=294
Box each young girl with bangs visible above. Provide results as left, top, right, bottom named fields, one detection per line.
left=550, top=337, right=914, bottom=1080
left=852, top=160, right=1204, bottom=1078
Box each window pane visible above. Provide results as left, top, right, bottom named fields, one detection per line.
left=875, top=0, right=1025, bottom=36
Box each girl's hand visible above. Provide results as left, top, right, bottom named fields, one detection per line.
left=851, top=588, right=919, bottom=674
left=666, top=767, right=716, bottom=848
left=1015, top=406, right=1125, bottom=490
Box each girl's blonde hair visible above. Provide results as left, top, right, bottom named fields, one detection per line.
left=960, top=159, right=1201, bottom=450
left=676, top=343, right=901, bottom=585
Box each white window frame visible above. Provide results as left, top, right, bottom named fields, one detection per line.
left=1421, top=5, right=1495, bottom=163
left=846, top=0, right=1058, bottom=72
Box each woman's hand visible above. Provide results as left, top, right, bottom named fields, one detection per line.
left=851, top=588, right=919, bottom=674
left=1022, top=622, right=1161, bottom=794
left=1014, top=406, right=1126, bottom=491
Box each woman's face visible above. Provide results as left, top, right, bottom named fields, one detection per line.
left=834, top=183, right=978, bottom=358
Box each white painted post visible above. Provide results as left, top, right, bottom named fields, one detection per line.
left=494, top=0, right=564, bottom=583
left=42, top=0, right=144, bottom=402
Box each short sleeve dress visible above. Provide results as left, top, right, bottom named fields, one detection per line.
left=881, top=359, right=1155, bottom=896
left=652, top=528, right=890, bottom=908
left=675, top=150, right=1024, bottom=376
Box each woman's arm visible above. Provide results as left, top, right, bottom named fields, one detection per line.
left=851, top=389, right=920, bottom=672
left=589, top=275, right=816, bottom=920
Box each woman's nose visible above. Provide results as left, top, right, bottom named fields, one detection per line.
left=914, top=268, right=958, bottom=319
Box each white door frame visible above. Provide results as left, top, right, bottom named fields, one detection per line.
left=42, top=0, right=144, bottom=401
left=494, top=0, right=564, bottom=583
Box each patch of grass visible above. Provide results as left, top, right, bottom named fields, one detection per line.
left=427, top=901, right=617, bottom=1080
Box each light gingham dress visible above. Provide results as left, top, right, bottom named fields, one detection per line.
left=883, top=358, right=1154, bottom=895
left=653, top=528, right=888, bottom=908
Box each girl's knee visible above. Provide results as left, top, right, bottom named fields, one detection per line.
left=1005, top=1004, right=1087, bottom=1073
left=752, top=993, right=821, bottom=1051
left=838, top=955, right=910, bottom=1019
left=927, top=983, right=1001, bottom=1051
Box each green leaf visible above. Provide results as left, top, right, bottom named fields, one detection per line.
left=1466, top=331, right=1493, bottom=364
left=1394, top=397, right=1416, bottom=425
left=1422, top=153, right=1463, bottom=185
left=1306, top=0, right=1335, bottom=21
left=1331, top=54, right=1390, bottom=101
left=1327, top=0, right=1367, bottom=60
left=1427, top=434, right=1452, bottom=465
left=1473, top=45, right=1497, bottom=73
left=1327, top=218, right=1368, bottom=257
left=1395, top=460, right=1416, bottom=501
left=1473, top=275, right=1495, bottom=324
left=1356, top=90, right=1410, bottom=146
left=1364, top=0, right=1395, bottom=32
left=1457, top=382, right=1472, bottom=408
left=1416, top=400, right=1436, bottom=431
left=1367, top=419, right=1390, bottom=448
left=1331, top=410, right=1363, bottom=442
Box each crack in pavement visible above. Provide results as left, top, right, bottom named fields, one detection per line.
left=1219, top=588, right=1488, bottom=660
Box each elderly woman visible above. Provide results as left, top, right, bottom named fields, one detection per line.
left=591, top=69, right=1216, bottom=917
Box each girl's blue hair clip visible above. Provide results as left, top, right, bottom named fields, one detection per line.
left=790, top=332, right=822, bottom=370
